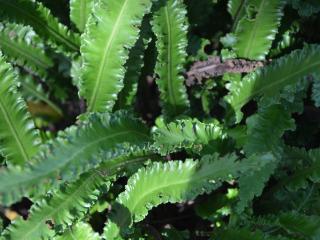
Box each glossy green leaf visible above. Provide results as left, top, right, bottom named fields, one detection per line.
left=80, top=0, right=153, bottom=112
left=70, top=0, right=94, bottom=32
left=0, top=54, right=40, bottom=166
left=0, top=111, right=150, bottom=205
left=152, top=0, right=190, bottom=118
left=233, top=0, right=285, bottom=60
left=0, top=0, right=80, bottom=52
left=225, top=44, right=320, bottom=122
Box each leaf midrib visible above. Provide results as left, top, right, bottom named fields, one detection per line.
left=88, top=0, right=129, bottom=111
left=21, top=173, right=99, bottom=239
left=242, top=0, right=268, bottom=59
left=0, top=35, right=52, bottom=69
left=232, top=59, right=320, bottom=109
left=1, top=1, right=79, bottom=51
left=21, top=155, right=151, bottom=239
left=3, top=129, right=149, bottom=188
left=0, top=96, right=30, bottom=163
left=115, top=162, right=235, bottom=229
left=164, top=6, right=177, bottom=110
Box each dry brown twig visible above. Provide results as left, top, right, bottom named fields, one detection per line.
left=185, top=56, right=265, bottom=86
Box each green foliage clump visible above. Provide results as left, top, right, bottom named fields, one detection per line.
left=0, top=0, right=319, bottom=239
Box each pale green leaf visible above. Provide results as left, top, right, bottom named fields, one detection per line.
left=80, top=0, right=154, bottom=112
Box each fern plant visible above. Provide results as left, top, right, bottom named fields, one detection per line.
left=0, top=0, right=320, bottom=239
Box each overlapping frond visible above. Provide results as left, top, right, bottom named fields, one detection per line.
left=2, top=172, right=109, bottom=240
left=279, top=212, right=320, bottom=239
left=233, top=0, right=285, bottom=60
left=114, top=16, right=152, bottom=110
left=80, top=0, right=154, bottom=112
left=0, top=54, right=40, bottom=166
left=2, top=149, right=155, bottom=240
left=0, top=23, right=53, bottom=78
left=152, top=118, right=226, bottom=155
left=0, top=111, right=150, bottom=205
left=225, top=44, right=320, bottom=122
left=281, top=147, right=320, bottom=191
left=236, top=153, right=277, bottom=213
left=70, top=0, right=94, bottom=32
left=104, top=154, right=253, bottom=239
left=152, top=0, right=190, bottom=118
left=56, top=222, right=100, bottom=240
left=0, top=0, right=80, bottom=53
left=244, top=105, right=295, bottom=156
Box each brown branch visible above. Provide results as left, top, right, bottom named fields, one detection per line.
left=185, top=56, right=265, bottom=86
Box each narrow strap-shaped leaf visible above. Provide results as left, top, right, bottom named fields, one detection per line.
left=152, top=0, right=190, bottom=118
left=2, top=172, right=108, bottom=240
left=0, top=54, right=40, bottom=166
left=0, top=111, right=151, bottom=205
left=152, top=118, right=226, bottom=155
left=233, top=0, right=285, bottom=60
left=70, top=0, right=94, bottom=32
left=55, top=222, right=100, bottom=240
left=225, top=44, right=320, bottom=122
left=104, top=154, right=252, bottom=239
left=2, top=150, right=155, bottom=240
left=0, top=23, right=53, bottom=78
left=0, top=0, right=80, bottom=52
left=80, top=0, right=154, bottom=112
left=114, top=16, right=152, bottom=110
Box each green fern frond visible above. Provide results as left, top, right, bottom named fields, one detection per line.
left=236, top=153, right=277, bottom=213
left=0, top=111, right=151, bottom=205
left=0, top=23, right=53, bottom=78
left=80, top=0, right=154, bottom=112
left=258, top=79, right=309, bottom=115
left=114, top=16, right=152, bottom=110
left=279, top=212, right=320, bottom=239
left=2, top=150, right=155, bottom=240
left=0, top=0, right=80, bottom=52
left=281, top=147, right=320, bottom=191
left=152, top=118, right=226, bottom=155
left=227, top=0, right=248, bottom=31
left=70, top=0, right=94, bottom=32
left=233, top=0, right=285, bottom=60
left=244, top=105, right=295, bottom=156
left=56, top=222, right=100, bottom=240
left=0, top=54, right=40, bottom=166
left=104, top=154, right=252, bottom=239
left=2, top=171, right=109, bottom=240
left=152, top=0, right=190, bottom=118
left=225, top=44, right=320, bottom=122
